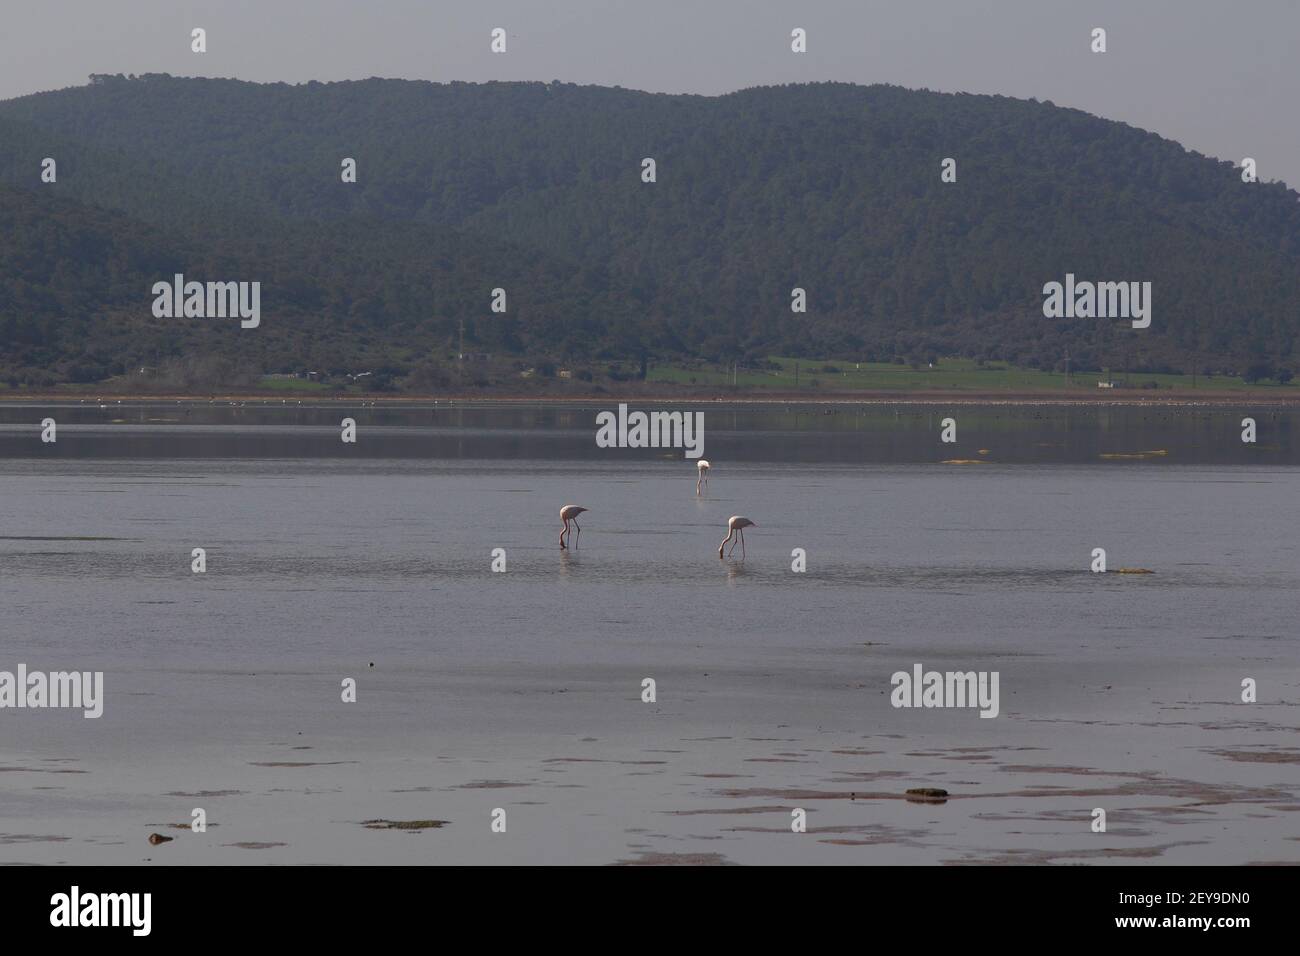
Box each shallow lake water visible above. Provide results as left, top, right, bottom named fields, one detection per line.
left=1, top=402, right=1295, bottom=864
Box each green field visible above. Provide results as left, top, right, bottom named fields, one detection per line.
left=646, top=357, right=1299, bottom=393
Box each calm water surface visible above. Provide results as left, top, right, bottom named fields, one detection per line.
left=0, top=403, right=1295, bottom=864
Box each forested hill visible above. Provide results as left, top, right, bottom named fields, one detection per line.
left=2, top=75, right=1298, bottom=390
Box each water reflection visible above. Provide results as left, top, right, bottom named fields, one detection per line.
left=0, top=401, right=1294, bottom=464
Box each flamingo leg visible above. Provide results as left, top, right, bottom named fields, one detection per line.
left=696, top=477, right=702, bottom=495
left=573, top=517, right=581, bottom=545
left=728, top=532, right=739, bottom=557
left=740, top=528, right=746, bottom=559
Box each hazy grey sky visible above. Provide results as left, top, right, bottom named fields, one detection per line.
left=3, top=0, right=1297, bottom=187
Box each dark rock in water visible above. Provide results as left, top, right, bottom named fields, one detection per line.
left=147, top=832, right=174, bottom=845
left=361, top=819, right=448, bottom=831
left=905, top=788, right=949, bottom=803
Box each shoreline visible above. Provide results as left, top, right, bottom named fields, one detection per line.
left=4, top=388, right=1300, bottom=408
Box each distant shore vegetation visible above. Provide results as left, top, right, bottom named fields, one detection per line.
left=2, top=355, right=1296, bottom=398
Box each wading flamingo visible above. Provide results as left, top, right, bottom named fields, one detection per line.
left=559, top=505, right=587, bottom=549
left=696, top=459, right=711, bottom=494
left=718, top=515, right=755, bottom=559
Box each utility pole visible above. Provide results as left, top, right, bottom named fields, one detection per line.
left=457, top=318, right=466, bottom=387
left=1199, top=303, right=1218, bottom=389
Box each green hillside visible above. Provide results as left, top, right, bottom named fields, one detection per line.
left=1, top=76, right=1298, bottom=391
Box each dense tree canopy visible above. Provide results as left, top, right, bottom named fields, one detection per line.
left=1, top=76, right=1297, bottom=388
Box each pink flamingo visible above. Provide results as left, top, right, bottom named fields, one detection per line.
left=559, top=504, right=587, bottom=549
left=696, top=459, right=711, bottom=495
left=718, top=515, right=755, bottom=559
